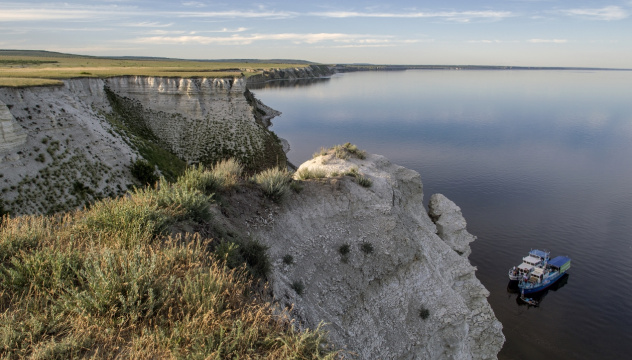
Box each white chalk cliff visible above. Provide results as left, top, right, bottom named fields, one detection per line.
left=0, top=76, right=281, bottom=215
left=0, top=73, right=504, bottom=358
left=247, top=153, right=504, bottom=359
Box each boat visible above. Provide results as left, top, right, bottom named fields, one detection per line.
left=508, top=249, right=550, bottom=281
left=518, top=296, right=539, bottom=306
left=518, top=255, right=571, bottom=294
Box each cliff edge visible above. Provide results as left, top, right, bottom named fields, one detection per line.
left=242, top=151, right=505, bottom=359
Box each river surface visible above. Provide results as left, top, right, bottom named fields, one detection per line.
left=249, top=69, right=632, bottom=359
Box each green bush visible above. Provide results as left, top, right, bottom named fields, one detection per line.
left=152, top=178, right=213, bottom=222
left=130, top=159, right=158, bottom=186
left=360, top=242, right=374, bottom=254
left=211, top=158, right=243, bottom=190
left=356, top=175, right=373, bottom=188
left=252, top=167, right=293, bottom=202
left=291, top=280, right=305, bottom=295
left=176, top=164, right=221, bottom=195
left=419, top=307, right=430, bottom=320
left=283, top=254, right=294, bottom=265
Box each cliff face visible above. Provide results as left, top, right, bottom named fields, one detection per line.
left=0, top=72, right=505, bottom=359
left=0, top=76, right=282, bottom=215
left=245, top=153, right=505, bottom=359
left=246, top=64, right=334, bottom=84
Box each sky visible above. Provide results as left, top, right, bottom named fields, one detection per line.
left=1, top=0, right=631, bottom=68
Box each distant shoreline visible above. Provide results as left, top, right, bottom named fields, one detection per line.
left=334, top=64, right=632, bottom=72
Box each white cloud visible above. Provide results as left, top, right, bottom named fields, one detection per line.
left=181, top=1, right=207, bottom=8
left=123, top=22, right=174, bottom=28
left=311, top=10, right=513, bottom=22
left=527, top=39, right=568, bottom=43
left=0, top=8, right=101, bottom=21
left=177, top=10, right=297, bottom=19
left=562, top=6, right=628, bottom=21
left=128, top=33, right=400, bottom=46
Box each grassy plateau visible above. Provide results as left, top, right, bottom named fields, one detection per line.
left=0, top=50, right=308, bottom=87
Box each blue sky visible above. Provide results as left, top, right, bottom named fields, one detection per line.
left=1, top=1, right=631, bottom=67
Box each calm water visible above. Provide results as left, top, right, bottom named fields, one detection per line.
left=250, top=70, right=632, bottom=359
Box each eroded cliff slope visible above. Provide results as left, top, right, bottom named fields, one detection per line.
left=240, top=152, right=505, bottom=359
left=0, top=76, right=282, bottom=215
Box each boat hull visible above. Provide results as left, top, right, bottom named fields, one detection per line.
left=518, top=271, right=566, bottom=294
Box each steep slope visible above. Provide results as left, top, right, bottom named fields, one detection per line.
left=242, top=152, right=505, bottom=359
left=0, top=76, right=283, bottom=215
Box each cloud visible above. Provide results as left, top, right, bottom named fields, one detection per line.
left=527, top=39, right=568, bottom=43
left=311, top=10, right=513, bottom=22
left=177, top=10, right=297, bottom=19
left=128, top=33, right=400, bottom=46
left=0, top=8, right=101, bottom=21
left=561, top=6, right=628, bottom=21
left=123, top=22, right=174, bottom=28
left=181, top=1, right=207, bottom=8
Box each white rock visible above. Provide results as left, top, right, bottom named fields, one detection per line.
left=252, top=152, right=505, bottom=359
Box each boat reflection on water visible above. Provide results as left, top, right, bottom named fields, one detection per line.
left=507, top=274, right=570, bottom=307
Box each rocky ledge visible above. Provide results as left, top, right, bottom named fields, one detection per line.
left=245, top=151, right=505, bottom=359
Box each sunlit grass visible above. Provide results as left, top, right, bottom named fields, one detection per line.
left=0, top=54, right=309, bottom=87
left=0, top=162, right=338, bottom=358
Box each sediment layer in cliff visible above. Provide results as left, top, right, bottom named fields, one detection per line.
left=0, top=76, right=283, bottom=215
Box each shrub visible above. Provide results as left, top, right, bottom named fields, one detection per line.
left=333, top=142, right=367, bottom=160
left=176, top=164, right=221, bottom=195
left=211, top=158, right=243, bottom=190
left=338, top=244, right=350, bottom=256
left=344, top=167, right=359, bottom=178
left=291, top=280, right=305, bottom=295
left=360, top=242, right=374, bottom=254
left=283, top=254, right=294, bottom=265
left=130, top=159, right=158, bottom=186
left=356, top=175, right=373, bottom=188
left=35, top=153, right=46, bottom=162
left=252, top=167, right=293, bottom=202
left=152, top=178, right=213, bottom=222
left=78, top=191, right=177, bottom=247
left=419, top=307, right=430, bottom=320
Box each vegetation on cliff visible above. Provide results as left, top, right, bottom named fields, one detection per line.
left=0, top=161, right=337, bottom=359
left=0, top=50, right=312, bottom=87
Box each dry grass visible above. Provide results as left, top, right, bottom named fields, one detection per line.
left=0, top=54, right=308, bottom=87
left=0, top=164, right=338, bottom=359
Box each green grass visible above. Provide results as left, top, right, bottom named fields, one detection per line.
left=251, top=167, right=293, bottom=202
left=295, top=167, right=328, bottom=180
left=0, top=165, right=338, bottom=359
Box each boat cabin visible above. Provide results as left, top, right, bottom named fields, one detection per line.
left=548, top=256, right=571, bottom=272
left=528, top=267, right=545, bottom=283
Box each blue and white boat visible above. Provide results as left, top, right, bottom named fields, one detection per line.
left=518, top=255, right=571, bottom=294
left=508, top=249, right=550, bottom=281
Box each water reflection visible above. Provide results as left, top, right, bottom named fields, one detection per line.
left=252, top=70, right=632, bottom=360
left=507, top=274, right=570, bottom=307
left=247, top=77, right=331, bottom=90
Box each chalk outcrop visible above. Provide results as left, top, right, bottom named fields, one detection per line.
left=0, top=100, right=27, bottom=152
left=248, top=153, right=505, bottom=359
left=0, top=76, right=282, bottom=215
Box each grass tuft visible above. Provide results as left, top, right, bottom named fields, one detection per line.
left=295, top=167, right=328, bottom=180
left=252, top=167, right=293, bottom=202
